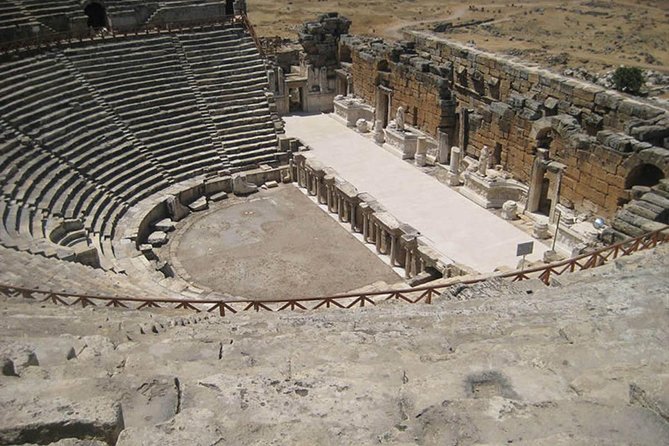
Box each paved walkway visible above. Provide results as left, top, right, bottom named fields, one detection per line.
left=284, top=113, right=547, bottom=272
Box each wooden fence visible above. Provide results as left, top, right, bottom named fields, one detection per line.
left=1, top=227, right=666, bottom=317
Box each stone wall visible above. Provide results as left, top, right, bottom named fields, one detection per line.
left=345, top=36, right=456, bottom=136
left=341, top=31, right=669, bottom=219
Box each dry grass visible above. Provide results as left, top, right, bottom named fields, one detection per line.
left=247, top=0, right=669, bottom=76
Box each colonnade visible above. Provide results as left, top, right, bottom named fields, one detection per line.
left=292, top=154, right=434, bottom=279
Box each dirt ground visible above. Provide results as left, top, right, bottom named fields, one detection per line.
left=172, top=185, right=400, bottom=300
left=248, top=0, right=669, bottom=76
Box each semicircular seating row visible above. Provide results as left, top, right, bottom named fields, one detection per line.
left=0, top=22, right=281, bottom=277
left=0, top=1, right=229, bottom=38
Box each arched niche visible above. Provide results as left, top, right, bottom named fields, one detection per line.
left=625, top=163, right=665, bottom=189
left=84, top=1, right=108, bottom=29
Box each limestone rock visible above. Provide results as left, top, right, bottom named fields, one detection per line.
left=1, top=357, right=16, bottom=376
left=209, top=191, right=228, bottom=202
left=232, top=174, right=258, bottom=195
left=0, top=344, right=38, bottom=375
left=188, top=197, right=208, bottom=212
left=116, top=409, right=224, bottom=446
left=147, top=231, right=168, bottom=247
left=165, top=196, right=189, bottom=222
left=152, top=219, right=175, bottom=232
left=0, top=397, right=124, bottom=445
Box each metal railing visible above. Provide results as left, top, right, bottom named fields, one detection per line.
left=1, top=227, right=666, bottom=317
left=0, top=14, right=250, bottom=56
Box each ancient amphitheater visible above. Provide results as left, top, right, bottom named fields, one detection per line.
left=0, top=1, right=668, bottom=445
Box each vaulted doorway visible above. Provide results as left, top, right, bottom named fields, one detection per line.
left=84, top=2, right=107, bottom=29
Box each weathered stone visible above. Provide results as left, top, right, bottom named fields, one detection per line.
left=147, top=231, right=168, bottom=247
left=232, top=174, right=258, bottom=195
left=188, top=197, right=208, bottom=212
left=0, top=397, right=124, bottom=445
left=532, top=221, right=550, bottom=239
left=165, top=196, right=189, bottom=222
left=641, top=192, right=669, bottom=209
left=209, top=191, right=229, bottom=202
left=0, top=345, right=39, bottom=375
left=152, top=219, right=175, bottom=232
left=501, top=200, right=518, bottom=220
left=1, top=358, right=16, bottom=377
left=116, top=409, right=223, bottom=446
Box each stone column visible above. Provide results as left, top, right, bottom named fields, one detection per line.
left=373, top=120, right=385, bottom=144
left=308, top=172, right=316, bottom=195
left=267, top=69, right=277, bottom=93
left=527, top=148, right=549, bottom=213
left=458, top=108, right=468, bottom=153
left=316, top=178, right=324, bottom=204
left=437, top=130, right=450, bottom=164
left=350, top=203, right=357, bottom=231
left=404, top=249, right=412, bottom=278
left=448, top=146, right=462, bottom=186
left=325, top=178, right=335, bottom=212
left=375, top=225, right=383, bottom=253
left=402, top=235, right=417, bottom=278
left=390, top=234, right=398, bottom=266
left=277, top=67, right=285, bottom=96
left=415, top=137, right=428, bottom=167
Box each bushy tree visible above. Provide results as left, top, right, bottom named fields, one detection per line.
left=612, top=66, right=645, bottom=95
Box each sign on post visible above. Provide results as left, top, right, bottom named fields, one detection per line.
left=516, top=241, right=534, bottom=271
left=516, top=241, right=534, bottom=257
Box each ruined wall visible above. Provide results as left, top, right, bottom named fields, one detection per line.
left=345, top=36, right=456, bottom=136
left=342, top=32, right=669, bottom=218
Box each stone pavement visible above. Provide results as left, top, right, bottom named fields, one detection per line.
left=284, top=113, right=548, bottom=272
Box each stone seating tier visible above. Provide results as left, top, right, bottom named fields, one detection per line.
left=0, top=245, right=668, bottom=445
left=0, top=22, right=281, bottom=268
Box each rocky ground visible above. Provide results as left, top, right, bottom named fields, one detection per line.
left=249, top=0, right=669, bottom=99
left=0, top=243, right=667, bottom=445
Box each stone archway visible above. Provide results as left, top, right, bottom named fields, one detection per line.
left=225, top=0, right=234, bottom=15
left=84, top=1, right=107, bottom=29
left=625, top=163, right=665, bottom=189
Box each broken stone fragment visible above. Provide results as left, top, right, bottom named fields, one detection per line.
left=1, top=357, right=17, bottom=377
left=188, top=197, right=208, bottom=212
left=0, top=397, right=124, bottom=445
left=0, top=344, right=39, bottom=375
left=152, top=218, right=175, bottom=232
left=147, top=231, right=168, bottom=247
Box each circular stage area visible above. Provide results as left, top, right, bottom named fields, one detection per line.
left=171, top=185, right=400, bottom=300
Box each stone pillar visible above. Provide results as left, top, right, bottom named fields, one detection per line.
left=308, top=172, right=316, bottom=196
left=267, top=69, right=277, bottom=93
left=447, top=146, right=462, bottom=186
left=390, top=234, right=398, bottom=266
left=373, top=120, right=385, bottom=144
left=527, top=148, right=549, bottom=213
left=402, top=235, right=417, bottom=278
left=277, top=67, right=285, bottom=96
left=458, top=108, right=468, bottom=153
left=533, top=221, right=550, bottom=239
left=437, top=130, right=450, bottom=164
left=362, top=214, right=368, bottom=241
left=316, top=178, right=325, bottom=204
left=350, top=203, right=357, bottom=231
left=415, top=137, right=428, bottom=167
left=478, top=145, right=490, bottom=177
left=375, top=224, right=383, bottom=253
left=404, top=248, right=412, bottom=278
left=501, top=200, right=518, bottom=220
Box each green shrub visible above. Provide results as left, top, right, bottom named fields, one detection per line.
left=612, top=66, right=645, bottom=95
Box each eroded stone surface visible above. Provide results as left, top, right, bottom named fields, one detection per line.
left=0, top=246, right=667, bottom=444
